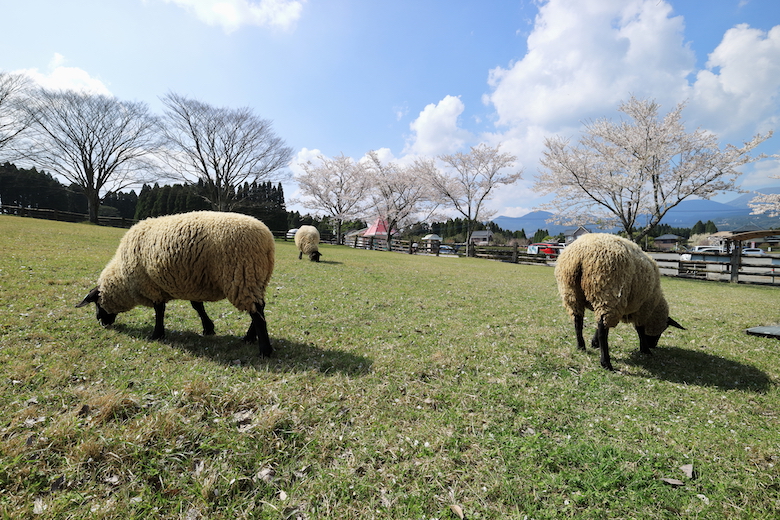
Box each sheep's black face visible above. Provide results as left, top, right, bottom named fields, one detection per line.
left=638, top=330, right=662, bottom=350
left=637, top=317, right=686, bottom=352
left=95, top=303, right=117, bottom=327
left=76, top=287, right=117, bottom=327
left=310, top=251, right=322, bottom=262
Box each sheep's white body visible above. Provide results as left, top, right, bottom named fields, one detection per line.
left=294, top=225, right=321, bottom=261
left=554, top=233, right=682, bottom=369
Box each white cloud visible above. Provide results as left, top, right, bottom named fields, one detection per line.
left=161, top=0, right=305, bottom=32
left=404, top=95, right=472, bottom=156
left=689, top=24, right=780, bottom=137
left=484, top=0, right=694, bottom=132
left=474, top=0, right=780, bottom=218
left=15, top=54, right=112, bottom=95
left=737, top=157, right=780, bottom=190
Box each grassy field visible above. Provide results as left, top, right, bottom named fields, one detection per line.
left=1, top=214, right=779, bottom=519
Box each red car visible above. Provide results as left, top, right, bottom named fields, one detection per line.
left=527, top=242, right=563, bottom=257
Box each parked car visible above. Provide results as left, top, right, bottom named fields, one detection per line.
left=680, top=245, right=724, bottom=260
left=527, top=243, right=563, bottom=257
left=286, top=228, right=298, bottom=239
left=741, top=247, right=767, bottom=256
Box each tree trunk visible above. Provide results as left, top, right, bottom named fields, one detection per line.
left=85, top=189, right=100, bottom=224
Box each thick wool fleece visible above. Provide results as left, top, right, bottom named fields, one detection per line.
left=97, top=211, right=275, bottom=315
left=294, top=225, right=320, bottom=256
left=554, top=233, right=669, bottom=336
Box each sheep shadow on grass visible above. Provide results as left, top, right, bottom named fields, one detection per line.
left=114, top=324, right=372, bottom=376
left=623, top=346, right=772, bottom=393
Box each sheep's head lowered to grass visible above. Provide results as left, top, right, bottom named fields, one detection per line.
left=555, top=233, right=685, bottom=370
left=75, top=211, right=276, bottom=357
left=76, top=287, right=117, bottom=327
left=295, top=225, right=321, bottom=262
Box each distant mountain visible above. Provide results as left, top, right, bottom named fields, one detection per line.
left=492, top=211, right=606, bottom=235
left=493, top=195, right=780, bottom=234
left=658, top=199, right=744, bottom=228
left=723, top=187, right=780, bottom=210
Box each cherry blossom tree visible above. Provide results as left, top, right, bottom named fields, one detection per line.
left=536, top=96, right=772, bottom=243
left=417, top=143, right=521, bottom=256
left=294, top=153, right=370, bottom=243
left=364, top=150, right=435, bottom=245
left=749, top=175, right=780, bottom=217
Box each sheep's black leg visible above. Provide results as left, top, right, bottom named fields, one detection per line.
left=243, top=302, right=273, bottom=357
left=191, top=301, right=215, bottom=336
left=590, top=329, right=600, bottom=349
left=574, top=315, right=586, bottom=351
left=152, top=302, right=166, bottom=340
left=596, top=316, right=613, bottom=371
left=298, top=251, right=303, bottom=260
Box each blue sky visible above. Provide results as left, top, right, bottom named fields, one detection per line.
left=2, top=0, right=779, bottom=218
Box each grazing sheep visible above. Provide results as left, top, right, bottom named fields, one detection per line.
left=76, top=211, right=276, bottom=356
left=554, top=233, right=684, bottom=370
left=295, top=225, right=322, bottom=262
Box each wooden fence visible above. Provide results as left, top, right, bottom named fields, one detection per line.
left=0, top=205, right=137, bottom=228
left=346, top=236, right=780, bottom=286
left=346, top=236, right=554, bottom=265
left=5, top=206, right=778, bottom=286
left=651, top=252, right=780, bottom=286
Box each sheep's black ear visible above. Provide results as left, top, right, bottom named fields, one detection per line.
left=76, top=287, right=100, bottom=308
left=667, top=317, right=685, bottom=330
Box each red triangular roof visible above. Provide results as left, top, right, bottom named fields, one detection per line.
left=364, top=218, right=396, bottom=237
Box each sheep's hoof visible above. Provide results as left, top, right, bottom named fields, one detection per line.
left=151, top=331, right=165, bottom=340
left=601, top=360, right=614, bottom=371
left=203, top=328, right=216, bottom=336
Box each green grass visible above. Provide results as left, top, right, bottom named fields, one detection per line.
left=1, top=214, right=779, bottom=519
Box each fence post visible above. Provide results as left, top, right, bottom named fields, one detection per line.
left=512, top=243, right=518, bottom=263
left=730, top=241, right=741, bottom=283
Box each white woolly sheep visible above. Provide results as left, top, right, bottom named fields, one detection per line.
left=554, top=233, right=684, bottom=370
left=76, top=211, right=276, bottom=356
left=295, top=225, right=321, bottom=262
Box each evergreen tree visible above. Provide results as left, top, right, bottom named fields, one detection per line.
left=704, top=220, right=718, bottom=234
left=691, top=220, right=706, bottom=235
left=532, top=229, right=550, bottom=243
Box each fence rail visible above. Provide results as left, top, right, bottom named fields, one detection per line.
left=346, top=236, right=555, bottom=265
left=651, top=252, right=780, bottom=286
left=0, top=205, right=137, bottom=228
left=5, top=206, right=779, bottom=287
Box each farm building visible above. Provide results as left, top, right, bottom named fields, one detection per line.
left=654, top=234, right=683, bottom=250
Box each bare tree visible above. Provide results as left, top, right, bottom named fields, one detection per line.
left=0, top=72, right=32, bottom=155
left=364, top=150, right=435, bottom=246
left=418, top=143, right=521, bottom=256
left=160, top=92, right=292, bottom=212
left=294, top=153, right=370, bottom=244
left=20, top=88, right=160, bottom=223
left=536, top=96, right=772, bottom=243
